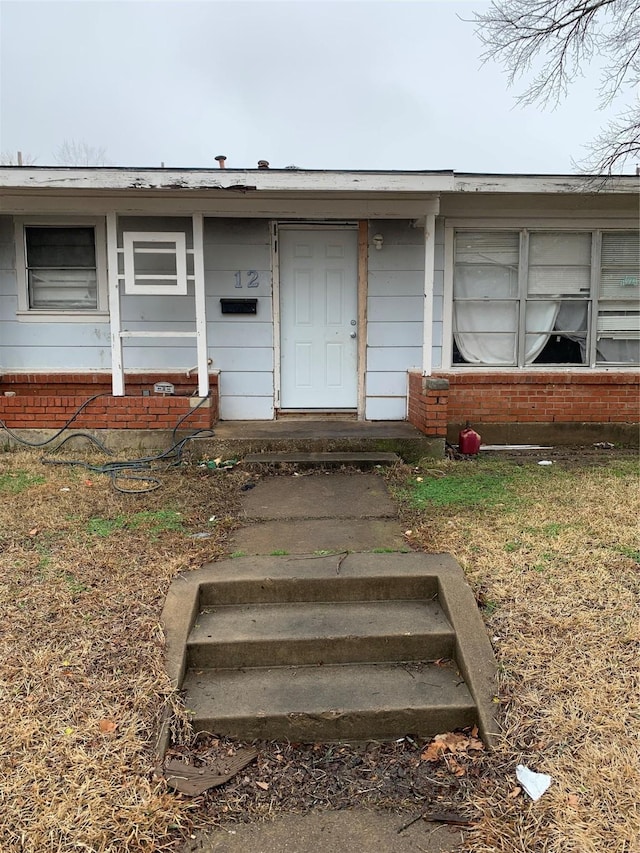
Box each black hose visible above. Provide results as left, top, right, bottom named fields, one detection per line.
left=1, top=392, right=215, bottom=493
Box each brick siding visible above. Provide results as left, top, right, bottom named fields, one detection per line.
left=407, top=371, right=449, bottom=436
left=0, top=373, right=219, bottom=430
left=439, top=372, right=640, bottom=425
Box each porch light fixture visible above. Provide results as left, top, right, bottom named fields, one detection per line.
left=372, top=233, right=384, bottom=250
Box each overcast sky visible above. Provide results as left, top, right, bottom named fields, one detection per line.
left=0, top=0, right=634, bottom=173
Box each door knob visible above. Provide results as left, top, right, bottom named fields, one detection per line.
left=350, top=332, right=357, bottom=338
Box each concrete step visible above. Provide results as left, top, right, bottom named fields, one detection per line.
left=198, top=556, right=439, bottom=606
left=242, top=451, right=401, bottom=469
left=203, top=420, right=443, bottom=463
left=183, top=661, right=477, bottom=741
left=162, top=553, right=498, bottom=747
left=187, top=600, right=455, bottom=668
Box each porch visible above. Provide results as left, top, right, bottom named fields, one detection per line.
left=208, top=418, right=444, bottom=463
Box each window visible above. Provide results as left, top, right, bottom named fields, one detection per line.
left=122, top=231, right=188, bottom=295
left=16, top=218, right=107, bottom=317
left=452, top=229, right=639, bottom=367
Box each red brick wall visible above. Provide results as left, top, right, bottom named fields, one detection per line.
left=0, top=373, right=219, bottom=430
left=439, top=372, right=640, bottom=425
left=407, top=371, right=449, bottom=436
left=0, top=372, right=208, bottom=397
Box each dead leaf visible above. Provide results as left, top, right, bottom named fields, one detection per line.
left=255, top=781, right=269, bottom=790
left=446, top=757, right=466, bottom=777
left=28, top=528, right=39, bottom=537
left=99, top=719, right=117, bottom=734
left=508, top=787, right=522, bottom=799
left=567, top=794, right=580, bottom=807
left=420, top=741, right=448, bottom=762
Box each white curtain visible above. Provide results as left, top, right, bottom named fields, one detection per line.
left=454, top=300, right=561, bottom=365
left=453, top=231, right=595, bottom=365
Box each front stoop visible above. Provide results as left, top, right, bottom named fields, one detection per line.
left=203, top=420, right=444, bottom=463
left=161, top=553, right=499, bottom=747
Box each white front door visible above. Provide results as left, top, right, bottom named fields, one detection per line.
left=279, top=228, right=358, bottom=409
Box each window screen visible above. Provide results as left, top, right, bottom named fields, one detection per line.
left=25, top=227, right=97, bottom=310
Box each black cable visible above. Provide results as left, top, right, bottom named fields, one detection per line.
left=1, top=391, right=215, bottom=493
left=0, top=393, right=113, bottom=451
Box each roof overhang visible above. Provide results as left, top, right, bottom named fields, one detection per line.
left=0, top=167, right=455, bottom=193
left=0, top=168, right=637, bottom=220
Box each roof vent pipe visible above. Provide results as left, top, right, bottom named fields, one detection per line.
left=258, top=160, right=270, bottom=169
left=215, top=155, right=227, bottom=169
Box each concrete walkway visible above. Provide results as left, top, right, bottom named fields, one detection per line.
left=232, top=472, right=407, bottom=554
left=185, top=471, right=466, bottom=853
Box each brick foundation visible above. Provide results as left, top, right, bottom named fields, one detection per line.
left=0, top=373, right=219, bottom=430
left=407, top=371, right=449, bottom=437
left=439, top=371, right=640, bottom=425
left=408, top=369, right=639, bottom=445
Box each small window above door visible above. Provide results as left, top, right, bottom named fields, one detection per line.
left=122, top=231, right=188, bottom=295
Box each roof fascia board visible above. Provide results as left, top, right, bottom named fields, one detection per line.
left=0, top=168, right=455, bottom=193
left=1, top=168, right=636, bottom=195
left=453, top=173, right=640, bottom=194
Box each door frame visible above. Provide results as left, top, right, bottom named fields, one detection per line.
left=272, top=221, right=368, bottom=418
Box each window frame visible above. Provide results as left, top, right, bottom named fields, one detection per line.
left=15, top=216, right=109, bottom=321
left=122, top=231, right=188, bottom=296
left=443, top=219, right=639, bottom=370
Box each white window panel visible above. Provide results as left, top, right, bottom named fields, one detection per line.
left=15, top=217, right=108, bottom=319
left=528, top=232, right=591, bottom=296
left=451, top=228, right=639, bottom=368
left=455, top=231, right=520, bottom=266
left=123, top=231, right=188, bottom=295
left=596, top=233, right=640, bottom=363
left=600, top=232, right=639, bottom=300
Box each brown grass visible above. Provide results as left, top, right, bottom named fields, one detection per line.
left=1, top=446, right=638, bottom=852
left=391, top=452, right=640, bottom=853
left=0, top=448, right=244, bottom=852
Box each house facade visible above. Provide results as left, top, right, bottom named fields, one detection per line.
left=1, top=166, right=638, bottom=444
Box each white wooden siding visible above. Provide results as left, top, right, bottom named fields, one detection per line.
left=204, top=219, right=274, bottom=420
left=367, top=322, right=422, bottom=347
left=365, top=220, right=424, bottom=420
left=0, top=216, right=17, bottom=369
left=432, top=218, right=445, bottom=368
left=115, top=216, right=202, bottom=375
left=0, top=215, right=112, bottom=370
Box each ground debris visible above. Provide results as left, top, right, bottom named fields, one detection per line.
left=186, top=732, right=479, bottom=823
left=164, top=747, right=258, bottom=795
left=397, top=809, right=476, bottom=833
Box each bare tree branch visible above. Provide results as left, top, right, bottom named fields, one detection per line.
left=578, top=104, right=640, bottom=172
left=472, top=0, right=640, bottom=172
left=54, top=140, right=110, bottom=166
left=0, top=151, right=37, bottom=166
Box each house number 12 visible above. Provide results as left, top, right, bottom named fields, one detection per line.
left=234, top=270, right=260, bottom=288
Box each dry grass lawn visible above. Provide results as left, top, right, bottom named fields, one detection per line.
left=1, top=444, right=638, bottom=852
left=393, top=451, right=640, bottom=853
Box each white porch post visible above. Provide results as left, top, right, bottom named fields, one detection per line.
left=192, top=213, right=209, bottom=397
left=422, top=213, right=436, bottom=376
left=106, top=212, right=124, bottom=396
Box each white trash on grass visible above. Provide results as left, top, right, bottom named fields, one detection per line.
left=516, top=764, right=552, bottom=801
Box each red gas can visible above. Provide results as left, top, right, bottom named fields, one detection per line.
left=458, top=424, right=482, bottom=455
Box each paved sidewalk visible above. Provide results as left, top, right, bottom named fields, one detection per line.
left=184, top=471, right=466, bottom=853
left=187, top=808, right=464, bottom=852
left=231, top=472, right=407, bottom=555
